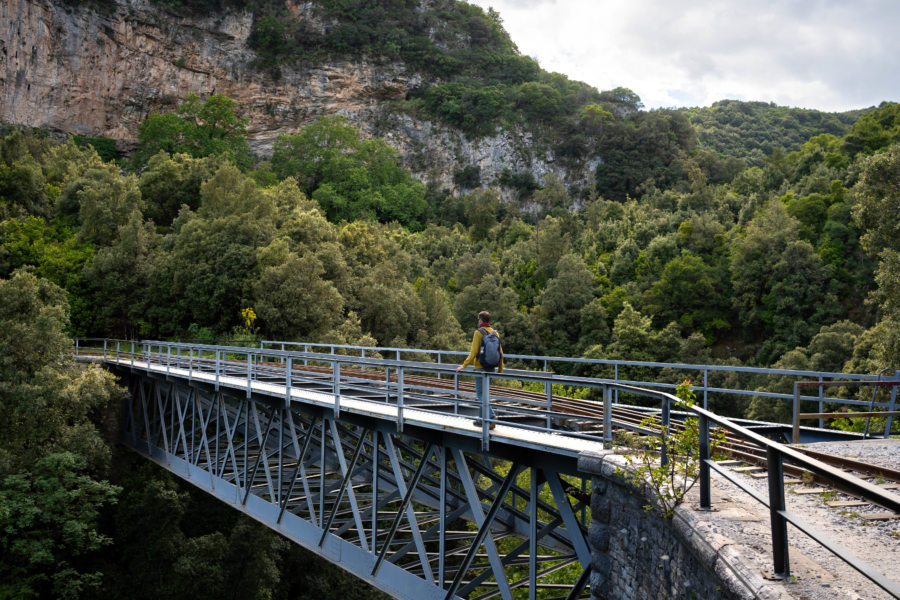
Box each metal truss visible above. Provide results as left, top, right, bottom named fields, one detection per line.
left=120, top=371, right=592, bottom=600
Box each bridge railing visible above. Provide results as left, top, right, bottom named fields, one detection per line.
left=77, top=338, right=631, bottom=450
left=260, top=340, right=898, bottom=437
left=686, top=394, right=900, bottom=596
left=75, top=337, right=899, bottom=439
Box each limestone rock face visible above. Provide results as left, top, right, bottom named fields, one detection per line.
left=1, top=0, right=595, bottom=194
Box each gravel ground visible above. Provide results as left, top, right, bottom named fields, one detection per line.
left=689, top=438, right=899, bottom=600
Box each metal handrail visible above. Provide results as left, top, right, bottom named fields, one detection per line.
left=261, top=340, right=896, bottom=417
left=688, top=397, right=900, bottom=595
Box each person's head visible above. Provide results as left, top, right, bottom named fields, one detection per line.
left=477, top=311, right=490, bottom=324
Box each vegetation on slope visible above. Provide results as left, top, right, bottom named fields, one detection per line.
left=4, top=1, right=900, bottom=595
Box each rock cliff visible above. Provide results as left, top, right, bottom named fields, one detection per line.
left=1, top=0, right=595, bottom=194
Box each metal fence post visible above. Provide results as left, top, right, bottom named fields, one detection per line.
left=481, top=373, right=491, bottom=451
left=660, top=394, right=670, bottom=467
left=614, top=364, right=619, bottom=404
left=818, top=376, right=824, bottom=430
left=103, top=339, right=107, bottom=361
left=603, top=385, right=612, bottom=447
left=397, top=367, right=404, bottom=432
left=545, top=379, right=552, bottom=430
left=699, top=413, right=710, bottom=509
left=792, top=382, right=801, bottom=443
left=285, top=357, right=292, bottom=408
left=246, top=352, right=252, bottom=398
left=886, top=371, right=899, bottom=438
left=333, top=360, right=341, bottom=418
left=703, top=368, right=708, bottom=410
left=766, top=446, right=790, bottom=578
left=215, top=349, right=220, bottom=390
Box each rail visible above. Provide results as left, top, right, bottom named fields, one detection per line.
left=74, top=338, right=900, bottom=595
left=73, top=338, right=683, bottom=452
left=793, top=379, right=900, bottom=443
left=257, top=340, right=899, bottom=437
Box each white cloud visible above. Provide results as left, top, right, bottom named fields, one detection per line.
left=467, top=0, right=900, bottom=111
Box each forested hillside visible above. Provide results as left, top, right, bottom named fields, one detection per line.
left=683, top=100, right=862, bottom=167
left=3, top=1, right=900, bottom=597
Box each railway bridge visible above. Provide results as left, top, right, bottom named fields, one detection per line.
left=75, top=339, right=900, bottom=599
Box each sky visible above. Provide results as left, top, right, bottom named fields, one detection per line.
left=466, top=0, right=900, bottom=112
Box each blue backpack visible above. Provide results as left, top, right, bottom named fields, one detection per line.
left=478, top=328, right=502, bottom=368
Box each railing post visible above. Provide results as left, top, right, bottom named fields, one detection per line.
left=545, top=379, right=552, bottom=430
left=167, top=344, right=171, bottom=376
left=453, top=371, right=459, bottom=414
left=246, top=351, right=252, bottom=398
left=397, top=367, right=404, bottom=432
left=75, top=337, right=80, bottom=356
left=699, top=413, right=710, bottom=509
left=116, top=340, right=120, bottom=362
left=766, top=446, right=790, bottom=578
left=660, top=394, right=670, bottom=467
left=131, top=341, right=135, bottom=368
left=703, top=368, right=708, bottom=410
left=614, top=364, right=619, bottom=404
left=103, top=339, right=107, bottom=361
left=792, top=382, right=801, bottom=443
left=215, top=349, right=220, bottom=391
left=603, top=385, right=613, bottom=447
left=333, top=360, right=341, bottom=418
left=818, top=376, right=824, bottom=430
left=481, top=373, right=491, bottom=451
left=285, top=357, right=292, bottom=408
left=886, top=371, right=899, bottom=438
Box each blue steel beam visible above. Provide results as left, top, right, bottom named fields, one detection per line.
left=114, top=365, right=593, bottom=600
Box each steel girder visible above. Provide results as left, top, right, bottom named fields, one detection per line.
left=119, top=369, right=592, bottom=600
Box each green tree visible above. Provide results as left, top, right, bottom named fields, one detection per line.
left=537, top=253, right=597, bottom=355
left=138, top=152, right=225, bottom=227
left=642, top=254, right=729, bottom=339
left=83, top=211, right=159, bottom=337
left=0, top=271, right=123, bottom=597
left=159, top=164, right=276, bottom=333
left=0, top=132, right=50, bottom=219
left=271, top=116, right=427, bottom=227
left=0, top=453, right=120, bottom=599
left=134, top=94, right=252, bottom=169
left=252, top=239, right=344, bottom=340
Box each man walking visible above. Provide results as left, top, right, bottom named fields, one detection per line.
left=456, top=311, right=504, bottom=429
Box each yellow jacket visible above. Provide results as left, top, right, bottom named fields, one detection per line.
left=460, top=326, right=504, bottom=372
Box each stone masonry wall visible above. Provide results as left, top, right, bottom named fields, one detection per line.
left=579, top=450, right=785, bottom=600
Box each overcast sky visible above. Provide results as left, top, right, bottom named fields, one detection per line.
left=466, top=0, right=900, bottom=112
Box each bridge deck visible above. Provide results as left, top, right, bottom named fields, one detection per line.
left=106, top=357, right=608, bottom=460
